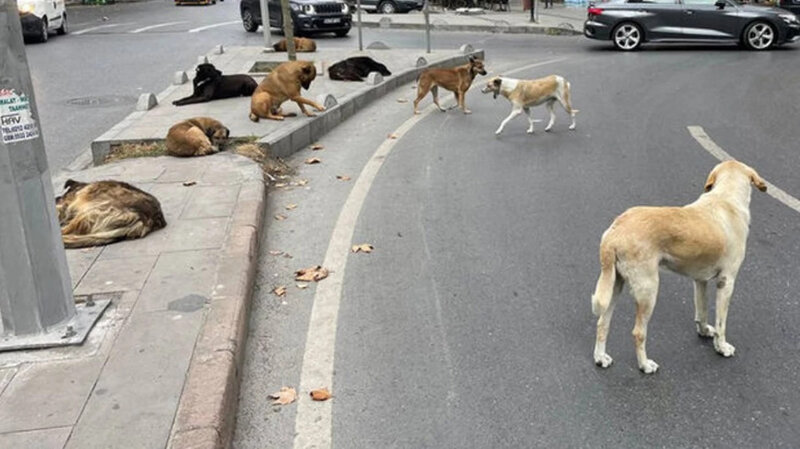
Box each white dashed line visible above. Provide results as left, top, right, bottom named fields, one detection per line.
left=688, top=125, right=800, bottom=214
left=129, top=21, right=187, bottom=33
left=187, top=20, right=240, bottom=33
left=72, top=23, right=133, bottom=35
left=292, top=57, right=570, bottom=449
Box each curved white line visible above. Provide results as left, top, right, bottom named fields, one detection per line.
left=188, top=20, right=240, bottom=33
left=129, top=21, right=187, bottom=33
left=72, top=23, right=132, bottom=35
left=292, top=57, right=570, bottom=449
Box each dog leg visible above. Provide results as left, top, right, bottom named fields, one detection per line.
left=545, top=100, right=556, bottom=132
left=561, top=81, right=578, bottom=130
left=631, top=272, right=660, bottom=374
left=713, top=275, right=737, bottom=357
left=292, top=96, right=326, bottom=117
left=413, top=82, right=431, bottom=115
left=431, top=86, right=446, bottom=113
left=447, top=92, right=459, bottom=111
left=594, top=276, right=623, bottom=369
left=459, top=91, right=472, bottom=115
left=496, top=108, right=522, bottom=135
left=693, top=280, right=715, bottom=338
left=523, top=107, right=539, bottom=134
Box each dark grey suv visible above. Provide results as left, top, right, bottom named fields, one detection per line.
left=241, top=0, right=352, bottom=36
left=584, top=0, right=800, bottom=50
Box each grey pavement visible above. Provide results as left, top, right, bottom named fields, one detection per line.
left=0, top=153, right=263, bottom=449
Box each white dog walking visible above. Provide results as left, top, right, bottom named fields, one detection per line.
left=481, top=74, right=578, bottom=135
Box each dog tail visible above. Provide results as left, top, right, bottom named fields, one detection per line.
left=62, top=226, right=138, bottom=249
left=564, top=80, right=579, bottom=115
left=591, top=240, right=617, bottom=317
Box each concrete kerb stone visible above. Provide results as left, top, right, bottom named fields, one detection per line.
left=366, top=71, right=384, bottom=85
left=173, top=71, right=189, bottom=85
left=135, top=93, right=158, bottom=111
left=356, top=20, right=582, bottom=35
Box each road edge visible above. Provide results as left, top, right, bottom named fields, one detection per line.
left=359, top=20, right=581, bottom=35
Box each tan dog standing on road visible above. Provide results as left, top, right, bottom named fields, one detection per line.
left=165, top=117, right=230, bottom=157
left=272, top=37, right=317, bottom=52
left=413, top=56, right=487, bottom=115
left=481, top=75, right=578, bottom=135
left=250, top=60, right=325, bottom=121
left=591, top=160, right=768, bottom=374
left=56, top=180, right=167, bottom=249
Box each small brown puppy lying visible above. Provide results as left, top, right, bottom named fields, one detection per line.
left=273, top=37, right=317, bottom=52
left=56, top=180, right=167, bottom=249
left=413, top=56, right=487, bottom=115
left=165, top=117, right=230, bottom=157
left=250, top=60, right=325, bottom=122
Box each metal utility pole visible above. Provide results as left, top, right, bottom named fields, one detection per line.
left=356, top=0, right=363, bottom=51
left=530, top=0, right=539, bottom=23
left=423, top=0, right=431, bottom=53
left=0, top=0, right=108, bottom=351
left=259, top=0, right=273, bottom=51
left=279, top=0, right=297, bottom=60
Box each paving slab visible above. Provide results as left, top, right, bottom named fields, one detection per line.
left=0, top=427, right=72, bottom=449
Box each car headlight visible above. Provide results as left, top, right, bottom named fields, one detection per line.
left=303, top=4, right=316, bottom=14
left=779, top=13, right=799, bottom=23
left=341, top=2, right=349, bottom=13
left=18, top=3, right=35, bottom=13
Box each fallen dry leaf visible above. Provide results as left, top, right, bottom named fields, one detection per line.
left=336, top=175, right=351, bottom=181
left=274, top=182, right=288, bottom=188
left=285, top=203, right=298, bottom=210
left=274, top=214, right=288, bottom=221
left=305, top=157, right=322, bottom=165
left=396, top=98, right=408, bottom=103
left=310, top=143, right=324, bottom=151
left=269, top=250, right=284, bottom=256
left=269, top=387, right=297, bottom=406
left=294, top=179, right=309, bottom=186
left=283, top=253, right=294, bottom=259
left=296, top=283, right=309, bottom=290
left=387, top=133, right=398, bottom=139
left=295, top=266, right=329, bottom=282
left=273, top=286, right=287, bottom=297
left=351, top=244, right=374, bottom=254
left=310, top=388, right=332, bottom=401
left=182, top=181, right=197, bottom=187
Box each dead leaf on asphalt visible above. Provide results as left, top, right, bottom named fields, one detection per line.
left=310, top=388, right=332, bottom=401
left=283, top=253, right=294, bottom=259
left=310, top=143, right=324, bottom=151
left=387, top=133, right=398, bottom=139
left=274, top=182, right=288, bottom=188
left=295, top=266, right=329, bottom=282
left=182, top=181, right=197, bottom=187
left=294, top=179, right=309, bottom=186
left=336, top=175, right=351, bottom=181
left=269, top=387, right=297, bottom=406
left=286, top=203, right=298, bottom=210
left=274, top=214, right=287, bottom=221
left=396, top=98, right=408, bottom=103
left=351, top=244, right=374, bottom=254
left=305, top=157, right=322, bottom=165
left=296, top=283, right=309, bottom=290
left=269, top=250, right=284, bottom=256
left=273, top=286, right=287, bottom=297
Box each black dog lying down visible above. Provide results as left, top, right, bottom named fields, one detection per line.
left=173, top=63, right=258, bottom=106
left=328, top=57, right=391, bottom=82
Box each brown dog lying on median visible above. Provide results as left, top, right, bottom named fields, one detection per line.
left=56, top=180, right=167, bottom=249
left=166, top=117, right=230, bottom=157
left=413, top=56, right=487, bottom=115
left=273, top=37, right=317, bottom=52
left=250, top=60, right=325, bottom=121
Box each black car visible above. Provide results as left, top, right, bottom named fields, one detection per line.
left=780, top=0, right=800, bottom=14
left=241, top=0, right=352, bottom=36
left=584, top=0, right=800, bottom=50
left=356, top=0, right=424, bottom=14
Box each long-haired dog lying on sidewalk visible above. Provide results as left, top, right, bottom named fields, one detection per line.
left=56, top=180, right=167, bottom=248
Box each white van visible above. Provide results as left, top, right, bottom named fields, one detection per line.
left=17, top=0, right=68, bottom=43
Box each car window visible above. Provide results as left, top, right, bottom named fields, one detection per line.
left=628, top=0, right=677, bottom=4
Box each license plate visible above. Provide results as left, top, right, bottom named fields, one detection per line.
left=323, top=18, right=340, bottom=24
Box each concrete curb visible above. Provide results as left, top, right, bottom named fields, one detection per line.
left=263, top=49, right=485, bottom=158
left=167, top=177, right=266, bottom=449
left=356, top=20, right=582, bottom=35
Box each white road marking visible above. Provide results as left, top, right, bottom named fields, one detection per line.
left=129, top=21, right=187, bottom=33
left=688, top=126, right=800, bottom=214
left=187, top=20, right=240, bottom=33
left=72, top=23, right=133, bottom=35
left=293, top=57, right=570, bottom=449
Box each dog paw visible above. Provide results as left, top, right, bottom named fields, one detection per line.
left=526, top=128, right=534, bottom=134
left=463, top=109, right=472, bottom=115
left=317, top=106, right=327, bottom=112
left=696, top=322, right=716, bottom=338
left=594, top=353, right=613, bottom=368
left=714, top=340, right=736, bottom=357
left=414, top=110, right=421, bottom=115
left=495, top=130, right=503, bottom=136
left=569, top=124, right=576, bottom=130
left=545, top=126, right=553, bottom=132
left=639, top=359, right=659, bottom=374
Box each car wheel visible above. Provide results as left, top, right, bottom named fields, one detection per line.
left=57, top=13, right=68, bottom=35
left=378, top=0, right=397, bottom=14
left=242, top=9, right=259, bottom=32
left=38, top=17, right=49, bottom=43
left=612, top=22, right=642, bottom=51
left=335, top=29, right=349, bottom=37
left=743, top=21, right=775, bottom=51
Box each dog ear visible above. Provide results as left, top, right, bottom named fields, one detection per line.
left=492, top=78, right=501, bottom=100
left=63, top=179, right=82, bottom=190
left=703, top=169, right=717, bottom=192
left=748, top=167, right=768, bottom=192
left=468, top=55, right=475, bottom=63
left=225, top=127, right=230, bottom=139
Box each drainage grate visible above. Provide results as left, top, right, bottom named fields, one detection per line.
left=66, top=95, right=136, bottom=108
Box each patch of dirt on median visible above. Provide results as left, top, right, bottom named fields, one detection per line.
left=233, top=142, right=294, bottom=181
left=104, top=142, right=167, bottom=164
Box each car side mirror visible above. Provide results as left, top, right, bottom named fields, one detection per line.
left=714, top=0, right=726, bottom=8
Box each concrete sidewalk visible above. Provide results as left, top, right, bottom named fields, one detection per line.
left=355, top=5, right=586, bottom=34
left=0, top=153, right=264, bottom=449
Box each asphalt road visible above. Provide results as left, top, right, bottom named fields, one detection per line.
left=234, top=34, right=800, bottom=449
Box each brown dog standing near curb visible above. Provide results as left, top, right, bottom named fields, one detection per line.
left=166, top=117, right=230, bottom=157
left=273, top=37, right=317, bottom=52
left=413, top=56, right=487, bottom=115
left=250, top=61, right=325, bottom=122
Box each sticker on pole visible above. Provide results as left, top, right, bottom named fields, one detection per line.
left=0, top=89, right=40, bottom=144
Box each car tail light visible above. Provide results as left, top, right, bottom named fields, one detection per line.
left=588, top=6, right=603, bottom=15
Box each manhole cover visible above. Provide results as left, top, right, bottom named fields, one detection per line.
left=66, top=95, right=136, bottom=108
